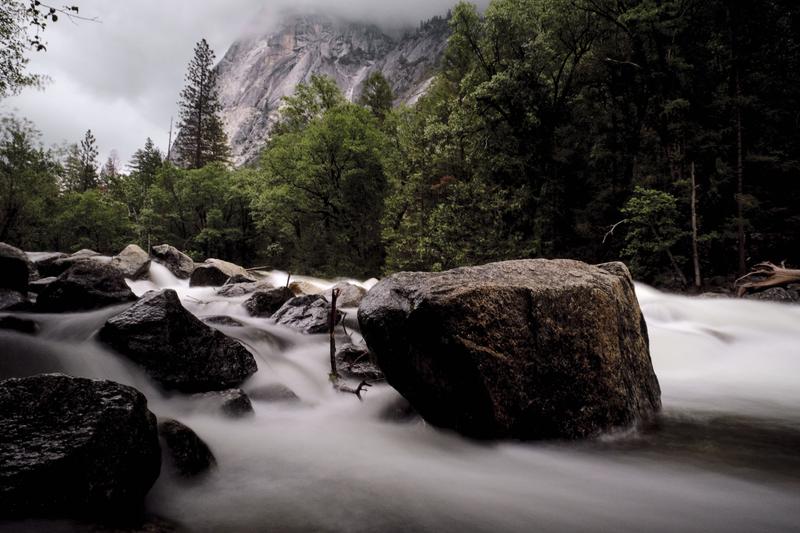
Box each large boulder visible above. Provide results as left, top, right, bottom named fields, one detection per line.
left=98, top=289, right=257, bottom=392
left=0, top=242, right=31, bottom=293
left=358, top=259, right=661, bottom=440
left=190, top=258, right=254, bottom=287
left=272, top=294, right=342, bottom=334
left=110, top=244, right=151, bottom=279
left=0, top=289, right=32, bottom=311
left=36, top=261, right=137, bottom=313
left=335, top=343, right=383, bottom=380
left=26, top=251, right=68, bottom=278
left=217, top=279, right=274, bottom=297
left=243, top=287, right=295, bottom=317
left=0, top=374, right=161, bottom=520
left=158, top=419, right=216, bottom=478
left=331, top=282, right=367, bottom=308
left=150, top=244, right=195, bottom=279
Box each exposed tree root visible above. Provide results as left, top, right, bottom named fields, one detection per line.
left=735, top=262, right=800, bottom=297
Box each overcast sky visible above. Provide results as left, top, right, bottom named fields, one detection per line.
left=2, top=0, right=475, bottom=165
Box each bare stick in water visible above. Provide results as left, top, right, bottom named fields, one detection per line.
left=329, top=287, right=341, bottom=380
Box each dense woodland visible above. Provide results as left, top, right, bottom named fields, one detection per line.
left=2, top=0, right=799, bottom=288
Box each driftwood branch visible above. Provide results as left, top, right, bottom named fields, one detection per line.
left=329, top=287, right=341, bottom=380
left=602, top=219, right=627, bottom=244
left=735, top=262, right=800, bottom=297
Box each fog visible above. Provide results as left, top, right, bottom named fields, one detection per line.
left=2, top=0, right=487, bottom=164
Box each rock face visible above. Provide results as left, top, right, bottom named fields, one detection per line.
left=358, top=259, right=661, bottom=440
left=216, top=13, right=449, bottom=165
left=243, top=287, right=295, bottom=317
left=158, top=419, right=216, bottom=477
left=190, top=258, right=254, bottom=287
left=0, top=242, right=32, bottom=293
left=150, top=244, right=195, bottom=279
left=110, top=244, right=151, bottom=279
left=272, top=294, right=342, bottom=334
left=36, top=261, right=137, bottom=312
left=98, top=289, right=257, bottom=392
left=0, top=374, right=161, bottom=519
left=331, top=282, right=367, bottom=307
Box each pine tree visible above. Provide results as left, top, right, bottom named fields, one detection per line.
left=173, top=39, right=230, bottom=169
left=129, top=137, right=163, bottom=187
left=98, top=150, right=121, bottom=190
left=62, top=129, right=99, bottom=192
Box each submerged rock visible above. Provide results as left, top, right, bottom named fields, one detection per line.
left=36, top=261, right=137, bottom=312
left=203, top=315, right=245, bottom=327
left=243, top=287, right=294, bottom=317
left=0, top=374, right=161, bottom=520
left=98, top=289, right=257, bottom=392
left=158, top=419, right=216, bottom=477
left=330, top=282, right=367, bottom=308
left=111, top=244, right=151, bottom=279
left=358, top=259, right=661, bottom=440
left=0, top=242, right=32, bottom=293
left=150, top=244, right=195, bottom=279
left=0, top=315, right=39, bottom=335
left=192, top=388, right=254, bottom=417
left=248, top=383, right=300, bottom=403
left=190, top=259, right=253, bottom=287
left=272, top=294, right=341, bottom=334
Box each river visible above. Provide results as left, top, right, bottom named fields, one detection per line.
left=1, top=263, right=799, bottom=532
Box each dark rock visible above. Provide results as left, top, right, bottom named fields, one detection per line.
left=110, top=245, right=151, bottom=280
left=150, top=245, right=194, bottom=279
left=379, top=396, right=418, bottom=423
left=358, top=259, right=661, bottom=440
left=330, top=282, right=367, bottom=308
left=243, top=287, right=294, bottom=317
left=192, top=388, right=254, bottom=417
left=0, top=289, right=33, bottom=312
left=216, top=280, right=273, bottom=297
left=335, top=343, right=383, bottom=380
left=27, top=252, right=69, bottom=278
left=189, top=259, right=253, bottom=287
left=0, top=315, right=38, bottom=335
left=98, top=289, right=257, bottom=392
left=248, top=383, right=300, bottom=403
left=0, top=242, right=31, bottom=293
left=157, top=419, right=216, bottom=477
left=744, top=287, right=797, bottom=303
left=29, top=276, right=57, bottom=294
left=36, top=262, right=137, bottom=313
left=203, top=315, right=244, bottom=327
left=0, top=374, right=160, bottom=520
left=272, top=294, right=341, bottom=334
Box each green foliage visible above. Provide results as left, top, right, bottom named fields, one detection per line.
left=62, top=130, right=99, bottom=192
left=358, top=72, right=394, bottom=122
left=53, top=190, right=132, bottom=253
left=620, top=187, right=683, bottom=278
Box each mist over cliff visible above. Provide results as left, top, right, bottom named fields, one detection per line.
left=216, top=12, right=450, bottom=165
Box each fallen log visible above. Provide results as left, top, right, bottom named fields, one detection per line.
left=735, top=262, right=800, bottom=297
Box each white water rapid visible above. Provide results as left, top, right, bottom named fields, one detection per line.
left=1, top=263, right=799, bottom=532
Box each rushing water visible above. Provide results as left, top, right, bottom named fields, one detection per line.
left=1, top=263, right=799, bottom=532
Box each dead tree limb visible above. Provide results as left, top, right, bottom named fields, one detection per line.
left=735, top=262, right=800, bottom=297
left=329, top=287, right=341, bottom=380
left=602, top=219, right=627, bottom=244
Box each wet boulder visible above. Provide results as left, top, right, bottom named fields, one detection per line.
left=110, top=244, right=151, bottom=279
left=288, top=280, right=323, bottom=296
left=0, top=242, right=32, bottom=293
left=331, top=282, right=367, bottom=308
left=203, top=315, right=245, bottom=327
left=192, top=388, right=254, bottom=417
left=150, top=244, right=195, bottom=279
left=26, top=252, right=68, bottom=278
left=272, top=294, right=342, bottom=334
left=0, top=374, right=161, bottom=520
left=98, top=289, right=257, bottom=392
left=217, top=279, right=274, bottom=297
left=36, top=261, right=137, bottom=313
left=28, top=276, right=57, bottom=294
left=358, top=259, right=661, bottom=440
left=744, top=287, right=798, bottom=303
left=335, top=343, right=383, bottom=380
left=190, top=258, right=254, bottom=287
left=0, top=289, right=32, bottom=311
left=158, top=419, right=216, bottom=477
left=243, top=287, right=295, bottom=317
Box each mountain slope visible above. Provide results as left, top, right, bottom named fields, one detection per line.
left=216, top=14, right=450, bottom=165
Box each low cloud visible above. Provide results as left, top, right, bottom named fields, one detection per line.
left=2, top=0, right=487, bottom=163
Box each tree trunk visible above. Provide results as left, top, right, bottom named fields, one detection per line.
left=690, top=161, right=702, bottom=290
left=329, top=288, right=340, bottom=379
left=735, top=72, right=746, bottom=276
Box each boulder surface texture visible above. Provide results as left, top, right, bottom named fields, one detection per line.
left=358, top=259, right=661, bottom=440
left=36, top=261, right=137, bottom=312
left=98, top=289, right=257, bottom=391
left=0, top=374, right=161, bottom=520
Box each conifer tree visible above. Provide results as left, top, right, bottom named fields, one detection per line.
left=129, top=137, right=163, bottom=186
left=173, top=39, right=230, bottom=169
left=63, top=129, right=98, bottom=192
